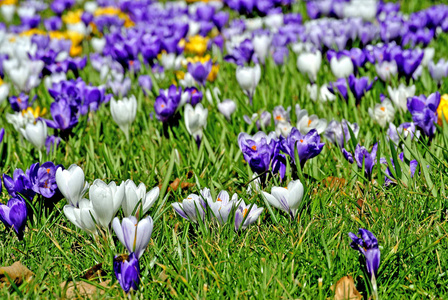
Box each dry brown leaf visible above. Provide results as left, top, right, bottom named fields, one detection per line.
left=323, top=177, right=346, bottom=189
left=60, top=280, right=110, bottom=299
left=82, top=263, right=106, bottom=280
left=0, top=261, right=33, bottom=286
left=158, top=178, right=195, bottom=193
left=330, top=276, right=362, bottom=300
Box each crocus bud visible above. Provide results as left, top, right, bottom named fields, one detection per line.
left=56, top=164, right=90, bottom=207
left=0, top=196, right=27, bottom=240
left=110, top=95, right=137, bottom=141
left=172, top=194, right=206, bottom=223
left=89, top=179, right=124, bottom=228
left=114, top=253, right=140, bottom=293
left=112, top=216, right=153, bottom=259
left=122, top=180, right=159, bottom=217
left=234, top=200, right=263, bottom=231
left=91, top=37, right=106, bottom=53
left=252, top=34, right=272, bottom=64
left=236, top=64, right=261, bottom=105
left=217, top=99, right=236, bottom=121
left=63, top=199, right=97, bottom=234
left=262, top=180, right=304, bottom=219
left=1, top=5, right=15, bottom=23
left=0, top=128, right=4, bottom=143
left=20, top=120, right=47, bottom=150
left=297, top=51, right=322, bottom=82
left=184, top=103, right=208, bottom=145
left=138, top=75, right=152, bottom=96
left=0, top=83, right=10, bottom=104
left=330, top=56, right=354, bottom=78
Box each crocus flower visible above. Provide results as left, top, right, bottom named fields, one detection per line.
left=0, top=82, right=10, bottom=104
left=388, top=84, right=416, bottom=111
left=0, top=128, right=4, bottom=143
left=344, top=143, right=378, bottom=179
left=63, top=198, right=97, bottom=234
left=0, top=196, right=27, bottom=239
left=9, top=93, right=31, bottom=112
left=328, top=78, right=349, bottom=101
left=296, top=50, right=322, bottom=82
left=407, top=92, right=440, bottom=139
left=437, top=94, right=448, bottom=125
left=185, top=103, right=208, bottom=146
left=375, top=61, right=398, bottom=82
left=348, top=228, right=380, bottom=280
left=236, top=64, right=261, bottom=105
left=122, top=180, right=159, bottom=217
left=112, top=216, right=153, bottom=259
left=281, top=128, right=325, bottom=168
left=3, top=169, right=35, bottom=200
left=428, top=59, right=448, bottom=85
left=272, top=105, right=291, bottom=125
left=28, top=162, right=59, bottom=199
left=238, top=131, right=276, bottom=175
left=45, top=99, right=79, bottom=131
left=388, top=122, right=420, bottom=145
left=234, top=200, right=264, bottom=231
left=296, top=105, right=327, bottom=134
left=20, top=120, right=47, bottom=150
left=46, top=135, right=61, bottom=154
left=89, top=179, right=125, bottom=229
left=188, top=61, right=212, bottom=86
left=56, top=164, right=89, bottom=207
left=329, top=52, right=354, bottom=78
left=172, top=194, right=206, bottom=223
left=252, top=33, right=272, bottom=64
left=138, top=75, right=152, bottom=96
left=218, top=99, right=237, bottom=121
left=110, top=95, right=137, bottom=141
left=275, top=121, right=293, bottom=138
left=348, top=74, right=376, bottom=103
left=324, top=119, right=360, bottom=148
left=114, top=253, right=140, bottom=293
left=262, top=180, right=304, bottom=219
left=243, top=111, right=272, bottom=129
left=154, top=85, right=181, bottom=122
left=201, top=188, right=236, bottom=225
left=383, top=153, right=418, bottom=186
left=368, top=98, right=395, bottom=128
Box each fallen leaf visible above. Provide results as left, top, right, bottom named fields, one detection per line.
left=158, top=178, right=195, bottom=193
left=0, top=261, right=33, bottom=286
left=330, top=276, right=362, bottom=300
left=82, top=263, right=106, bottom=280
left=60, top=280, right=110, bottom=299
left=323, top=177, right=346, bottom=189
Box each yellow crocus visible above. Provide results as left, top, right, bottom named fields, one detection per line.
left=22, top=107, right=47, bottom=119
left=184, top=35, right=209, bottom=56
left=207, top=64, right=219, bottom=82
left=437, top=94, right=448, bottom=125
left=62, top=10, right=83, bottom=24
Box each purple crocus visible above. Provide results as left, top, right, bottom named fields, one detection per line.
left=383, top=153, right=418, bottom=186
left=172, top=194, right=206, bottom=223
left=138, top=75, right=152, bottom=96
left=394, top=49, right=424, bottom=81
left=344, top=143, right=378, bottom=180
left=27, top=162, right=60, bottom=199
left=348, top=228, right=380, bottom=280
left=44, top=16, right=62, bottom=31
left=428, top=59, right=448, bottom=85
left=328, top=78, right=349, bottom=101
left=188, top=61, right=212, bottom=86
left=45, top=99, right=79, bottom=131
left=114, top=253, right=140, bottom=293
left=407, top=92, right=440, bottom=139
left=324, top=119, right=359, bottom=148
left=348, top=74, right=376, bottom=103
left=238, top=132, right=277, bottom=175
left=154, top=85, right=181, bottom=122
left=3, top=169, right=36, bottom=200
left=46, top=135, right=61, bottom=154
left=9, top=93, right=31, bottom=112
left=281, top=128, right=325, bottom=168
left=0, top=196, right=27, bottom=240
left=0, top=128, right=4, bottom=143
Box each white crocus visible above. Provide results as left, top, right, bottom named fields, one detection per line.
left=122, top=180, right=160, bottom=217
left=110, top=95, right=137, bottom=141
left=245, top=18, right=263, bottom=32
left=63, top=199, right=97, bottom=234
left=184, top=103, right=208, bottom=142
left=91, top=37, right=106, bottom=53
left=0, top=82, right=9, bottom=104
left=205, top=86, right=221, bottom=104
left=112, top=216, right=153, bottom=259
left=218, top=99, right=237, bottom=121
left=3, top=59, right=29, bottom=91
left=297, top=51, right=322, bottom=82
left=375, top=61, right=397, bottom=82
left=20, top=120, right=47, bottom=150
left=56, top=164, right=90, bottom=207
left=307, top=84, right=318, bottom=101
left=421, top=47, right=435, bottom=67
left=89, top=179, right=125, bottom=228
left=296, top=106, right=328, bottom=134
left=262, top=180, right=304, bottom=219
left=275, top=121, right=293, bottom=138
left=44, top=72, right=66, bottom=89
left=179, top=72, right=196, bottom=87
left=368, top=98, right=396, bottom=128
left=202, top=189, right=237, bottom=225
left=387, top=84, right=416, bottom=111
left=330, top=55, right=354, bottom=78
left=1, top=5, right=15, bottom=22
left=252, top=34, right=272, bottom=64
left=159, top=52, right=183, bottom=71
left=236, top=64, right=261, bottom=104
left=319, top=84, right=337, bottom=102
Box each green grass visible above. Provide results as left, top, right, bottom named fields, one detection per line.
left=1, top=0, right=448, bottom=299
